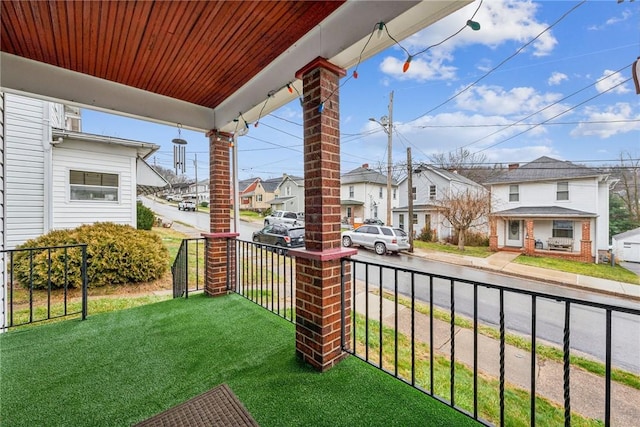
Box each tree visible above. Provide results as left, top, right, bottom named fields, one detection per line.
left=432, top=188, right=490, bottom=251
left=612, top=152, right=640, bottom=225
left=152, top=165, right=192, bottom=185
left=429, top=148, right=503, bottom=184
left=610, top=193, right=639, bottom=237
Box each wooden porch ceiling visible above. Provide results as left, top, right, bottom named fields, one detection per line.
left=0, top=1, right=472, bottom=132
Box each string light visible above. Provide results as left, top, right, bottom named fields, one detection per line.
left=466, top=19, right=481, bottom=31
left=403, top=56, right=412, bottom=73
left=287, top=83, right=293, bottom=94
left=376, top=22, right=384, bottom=39
left=318, top=102, right=325, bottom=113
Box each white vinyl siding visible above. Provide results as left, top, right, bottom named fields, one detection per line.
left=4, top=94, right=46, bottom=249
left=52, top=140, right=135, bottom=229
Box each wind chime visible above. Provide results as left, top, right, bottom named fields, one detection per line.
left=172, top=124, right=188, bottom=174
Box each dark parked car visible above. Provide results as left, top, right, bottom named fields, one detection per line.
left=252, top=225, right=305, bottom=254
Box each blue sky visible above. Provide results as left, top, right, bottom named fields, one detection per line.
left=81, top=0, right=640, bottom=182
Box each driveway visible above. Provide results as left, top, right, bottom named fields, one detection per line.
left=621, top=261, right=640, bottom=276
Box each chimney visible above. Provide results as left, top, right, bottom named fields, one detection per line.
left=362, top=163, right=369, bottom=169
left=508, top=163, right=519, bottom=170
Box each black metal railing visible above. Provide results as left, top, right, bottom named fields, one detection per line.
left=2, top=244, right=88, bottom=329
left=171, top=238, right=206, bottom=298
left=341, top=257, right=640, bottom=427
left=234, top=240, right=296, bottom=323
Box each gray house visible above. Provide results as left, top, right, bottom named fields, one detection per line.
left=340, top=164, right=398, bottom=226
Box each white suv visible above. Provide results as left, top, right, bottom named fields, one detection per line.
left=341, top=225, right=410, bottom=255
left=264, top=210, right=303, bottom=227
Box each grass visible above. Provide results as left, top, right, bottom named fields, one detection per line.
left=514, top=255, right=640, bottom=285
left=413, top=240, right=492, bottom=258
left=0, top=294, right=477, bottom=427
left=377, top=290, right=640, bottom=391
left=354, top=313, right=602, bottom=427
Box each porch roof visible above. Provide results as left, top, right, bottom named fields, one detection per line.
left=340, top=200, right=364, bottom=206
left=0, top=1, right=471, bottom=132
left=492, top=206, right=597, bottom=218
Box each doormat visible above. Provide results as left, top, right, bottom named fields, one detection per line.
left=134, top=383, right=259, bottom=426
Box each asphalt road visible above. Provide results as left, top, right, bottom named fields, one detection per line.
left=143, top=198, right=640, bottom=373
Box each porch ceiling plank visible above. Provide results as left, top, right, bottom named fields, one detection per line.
left=1, top=0, right=471, bottom=131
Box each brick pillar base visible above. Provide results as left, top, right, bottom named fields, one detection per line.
left=204, top=130, right=236, bottom=297
left=295, top=256, right=352, bottom=371
left=489, top=217, right=498, bottom=251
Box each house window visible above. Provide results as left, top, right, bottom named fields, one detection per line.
left=70, top=170, right=118, bottom=201
left=398, top=214, right=405, bottom=230
left=285, top=186, right=291, bottom=196
left=557, top=181, right=569, bottom=201
left=425, top=214, right=431, bottom=227
left=509, top=185, right=519, bottom=202
left=349, top=186, right=354, bottom=198
left=429, top=185, right=436, bottom=200
left=347, top=207, right=352, bottom=218
left=412, top=214, right=418, bottom=225
left=379, top=187, right=383, bottom=198
left=373, top=205, right=378, bottom=218
left=393, top=188, right=397, bottom=200
left=552, top=220, right=573, bottom=238
left=256, top=194, right=263, bottom=202
left=412, top=187, right=417, bottom=200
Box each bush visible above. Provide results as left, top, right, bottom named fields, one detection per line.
left=12, top=223, right=169, bottom=289
left=199, top=201, right=209, bottom=208
left=137, top=201, right=155, bottom=230
left=416, top=226, right=437, bottom=242
left=446, top=230, right=489, bottom=247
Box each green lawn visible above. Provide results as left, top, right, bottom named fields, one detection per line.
left=0, top=294, right=477, bottom=427
left=413, top=240, right=492, bottom=258
left=514, top=255, right=640, bottom=285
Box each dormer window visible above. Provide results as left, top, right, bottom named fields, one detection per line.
left=557, top=181, right=569, bottom=201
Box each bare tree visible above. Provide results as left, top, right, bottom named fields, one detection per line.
left=432, top=188, right=490, bottom=251
left=614, top=152, right=640, bottom=225
left=152, top=165, right=192, bottom=185
left=430, top=148, right=502, bottom=184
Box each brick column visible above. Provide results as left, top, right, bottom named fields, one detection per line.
left=288, top=57, right=356, bottom=372
left=524, top=219, right=535, bottom=255
left=489, top=217, right=498, bottom=251
left=580, top=220, right=592, bottom=262
left=203, top=130, right=238, bottom=297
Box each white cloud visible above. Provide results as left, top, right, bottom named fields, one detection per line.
left=454, top=84, right=566, bottom=120
left=548, top=72, right=568, bottom=86
left=379, top=56, right=457, bottom=82
left=570, top=102, right=640, bottom=139
left=588, top=10, right=632, bottom=30
left=595, top=69, right=631, bottom=95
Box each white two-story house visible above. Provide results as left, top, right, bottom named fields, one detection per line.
left=340, top=164, right=398, bottom=226
left=268, top=174, right=305, bottom=213
left=484, top=156, right=610, bottom=263
left=394, top=164, right=488, bottom=240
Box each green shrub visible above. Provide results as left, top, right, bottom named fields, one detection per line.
left=199, top=201, right=209, bottom=208
left=137, top=201, right=155, bottom=230
left=12, top=223, right=169, bottom=289
left=417, top=226, right=437, bottom=242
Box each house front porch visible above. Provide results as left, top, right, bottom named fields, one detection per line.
left=489, top=207, right=598, bottom=263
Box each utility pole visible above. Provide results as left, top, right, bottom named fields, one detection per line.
left=407, top=147, right=414, bottom=252
left=386, top=91, right=393, bottom=226
left=193, top=153, right=199, bottom=210
left=370, top=91, right=394, bottom=226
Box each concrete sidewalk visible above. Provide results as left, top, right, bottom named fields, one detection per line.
left=354, top=288, right=640, bottom=425
left=409, top=248, right=640, bottom=301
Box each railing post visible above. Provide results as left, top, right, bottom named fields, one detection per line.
left=81, top=245, right=88, bottom=320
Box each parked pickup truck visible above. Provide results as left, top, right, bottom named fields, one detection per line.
left=178, top=199, right=197, bottom=211
left=264, top=210, right=303, bottom=227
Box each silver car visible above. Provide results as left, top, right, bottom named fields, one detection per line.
left=341, top=225, right=410, bottom=255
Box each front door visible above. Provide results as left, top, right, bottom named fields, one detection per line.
left=506, top=220, right=522, bottom=247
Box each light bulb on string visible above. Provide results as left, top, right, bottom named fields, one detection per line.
left=403, top=56, right=412, bottom=73
left=353, top=70, right=359, bottom=79
left=318, top=102, right=325, bottom=113
left=376, top=22, right=384, bottom=39
left=466, top=20, right=481, bottom=31
left=287, top=83, right=293, bottom=94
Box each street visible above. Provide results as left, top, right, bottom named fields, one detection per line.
left=143, top=198, right=639, bottom=373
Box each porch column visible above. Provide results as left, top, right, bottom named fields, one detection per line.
left=580, top=220, right=593, bottom=262
left=524, top=219, right=535, bottom=255
left=489, top=217, right=498, bottom=251
left=289, top=57, right=357, bottom=372
left=203, top=130, right=238, bottom=297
